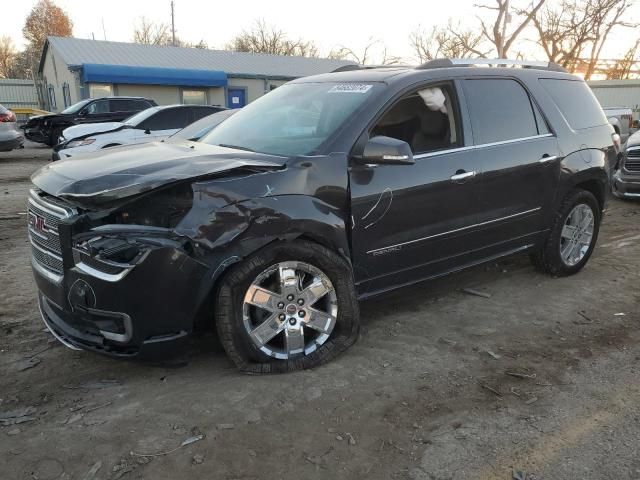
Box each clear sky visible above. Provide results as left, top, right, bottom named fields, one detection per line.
left=2, top=0, right=639, bottom=63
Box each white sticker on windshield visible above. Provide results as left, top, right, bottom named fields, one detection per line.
left=328, top=84, right=373, bottom=94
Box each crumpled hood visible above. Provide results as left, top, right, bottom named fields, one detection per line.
left=31, top=140, right=286, bottom=206
left=63, top=122, right=125, bottom=140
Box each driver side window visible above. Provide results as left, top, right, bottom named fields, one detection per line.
left=86, top=100, right=109, bottom=114
left=371, top=83, right=460, bottom=155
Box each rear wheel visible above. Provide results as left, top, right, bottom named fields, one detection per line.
left=530, top=189, right=601, bottom=276
left=215, top=241, right=359, bottom=373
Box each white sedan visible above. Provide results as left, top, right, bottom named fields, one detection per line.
left=53, top=104, right=224, bottom=160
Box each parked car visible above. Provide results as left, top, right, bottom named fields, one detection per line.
left=22, top=96, right=157, bottom=146
left=612, top=129, right=640, bottom=199
left=0, top=104, right=24, bottom=152
left=168, top=109, right=238, bottom=142
left=53, top=105, right=226, bottom=160
left=602, top=107, right=635, bottom=144
left=29, top=59, right=615, bottom=372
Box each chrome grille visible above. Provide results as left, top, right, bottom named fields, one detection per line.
left=625, top=148, right=640, bottom=173
left=28, top=189, right=75, bottom=280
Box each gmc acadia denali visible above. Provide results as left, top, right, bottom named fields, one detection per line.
left=28, top=59, right=616, bottom=372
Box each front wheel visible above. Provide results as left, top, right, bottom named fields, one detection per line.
left=530, top=189, right=601, bottom=276
left=215, top=241, right=359, bottom=373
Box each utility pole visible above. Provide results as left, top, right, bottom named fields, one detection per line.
left=499, top=0, right=510, bottom=58
left=171, top=1, right=176, bottom=46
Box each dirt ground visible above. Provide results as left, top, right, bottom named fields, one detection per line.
left=1, top=144, right=639, bottom=480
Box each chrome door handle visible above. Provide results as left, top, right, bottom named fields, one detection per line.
left=451, top=171, right=476, bottom=181
left=539, top=155, right=558, bottom=163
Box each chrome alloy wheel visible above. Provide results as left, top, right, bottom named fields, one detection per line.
left=559, top=204, right=595, bottom=267
left=242, top=261, right=338, bottom=359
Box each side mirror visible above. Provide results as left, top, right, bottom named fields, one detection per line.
left=144, top=129, right=151, bottom=135
left=356, top=136, right=414, bottom=165
left=78, top=109, right=88, bottom=117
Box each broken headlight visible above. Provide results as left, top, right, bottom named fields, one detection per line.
left=73, top=236, right=151, bottom=279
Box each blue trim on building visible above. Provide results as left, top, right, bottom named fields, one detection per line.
left=81, top=63, right=227, bottom=87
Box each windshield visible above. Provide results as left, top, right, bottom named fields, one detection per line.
left=171, top=110, right=236, bottom=140
left=200, top=82, right=379, bottom=156
left=123, top=106, right=163, bottom=126
left=61, top=99, right=92, bottom=114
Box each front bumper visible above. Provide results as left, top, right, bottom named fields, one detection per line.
left=24, top=127, right=47, bottom=143
left=32, top=240, right=209, bottom=360
left=612, top=169, right=640, bottom=199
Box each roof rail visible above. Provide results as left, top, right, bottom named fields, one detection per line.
left=416, top=58, right=567, bottom=73
left=330, top=64, right=413, bottom=73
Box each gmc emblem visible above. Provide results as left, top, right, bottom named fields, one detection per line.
left=29, top=213, right=47, bottom=234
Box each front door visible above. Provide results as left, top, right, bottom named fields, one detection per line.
left=350, top=82, right=485, bottom=295
left=461, top=78, right=561, bottom=248
left=227, top=88, right=246, bottom=109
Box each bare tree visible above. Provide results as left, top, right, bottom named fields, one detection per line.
left=0, top=36, right=17, bottom=78
left=528, top=0, right=595, bottom=71
left=606, top=39, right=640, bottom=79
left=582, top=0, right=635, bottom=80
left=529, top=0, right=635, bottom=78
left=329, top=38, right=402, bottom=65
left=410, top=21, right=488, bottom=62
left=227, top=19, right=318, bottom=57
left=475, top=0, right=546, bottom=57
left=133, top=17, right=171, bottom=45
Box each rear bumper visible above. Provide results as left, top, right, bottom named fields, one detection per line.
left=612, top=169, right=640, bottom=199
left=0, top=134, right=24, bottom=151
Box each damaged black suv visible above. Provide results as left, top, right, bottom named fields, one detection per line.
left=29, top=59, right=616, bottom=372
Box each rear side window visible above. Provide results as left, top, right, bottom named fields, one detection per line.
left=140, top=108, right=192, bottom=130
left=539, top=79, right=608, bottom=130
left=463, top=79, right=541, bottom=144
left=110, top=99, right=139, bottom=112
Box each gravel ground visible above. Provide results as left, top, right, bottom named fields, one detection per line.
left=1, top=144, right=639, bottom=480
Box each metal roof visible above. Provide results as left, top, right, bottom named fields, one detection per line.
left=43, top=37, right=355, bottom=79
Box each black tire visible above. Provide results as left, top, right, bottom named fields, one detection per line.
left=530, top=189, right=601, bottom=276
left=46, top=127, right=63, bottom=147
left=215, top=240, right=360, bottom=373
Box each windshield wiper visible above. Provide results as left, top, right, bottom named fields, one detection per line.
left=217, top=143, right=255, bottom=152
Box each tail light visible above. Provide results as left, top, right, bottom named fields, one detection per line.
left=0, top=111, right=17, bottom=122
left=612, top=133, right=621, bottom=154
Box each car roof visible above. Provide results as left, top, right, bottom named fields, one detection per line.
left=91, top=96, right=154, bottom=101
left=292, top=63, right=581, bottom=85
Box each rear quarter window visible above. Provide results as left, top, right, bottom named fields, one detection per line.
left=539, top=79, right=608, bottom=130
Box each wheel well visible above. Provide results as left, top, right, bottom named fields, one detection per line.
left=574, top=179, right=605, bottom=211
left=613, top=125, right=620, bottom=134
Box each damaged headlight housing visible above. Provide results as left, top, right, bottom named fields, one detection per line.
left=66, top=138, right=96, bottom=148
left=73, top=235, right=151, bottom=280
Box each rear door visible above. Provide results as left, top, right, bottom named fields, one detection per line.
left=350, top=81, right=486, bottom=294
left=109, top=99, right=141, bottom=121
left=462, top=78, right=561, bottom=250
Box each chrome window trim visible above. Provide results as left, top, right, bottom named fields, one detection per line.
left=413, top=133, right=554, bottom=160
left=367, top=207, right=542, bottom=255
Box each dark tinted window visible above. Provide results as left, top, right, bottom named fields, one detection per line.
left=135, top=100, right=152, bottom=110
left=191, top=106, right=221, bottom=121
left=539, top=79, right=608, bottom=130
left=464, top=79, right=538, bottom=144
left=140, top=108, right=192, bottom=130
left=110, top=99, right=143, bottom=112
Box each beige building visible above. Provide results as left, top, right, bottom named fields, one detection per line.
left=39, top=37, right=354, bottom=112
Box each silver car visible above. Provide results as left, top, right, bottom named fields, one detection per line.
left=0, top=104, right=24, bottom=152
